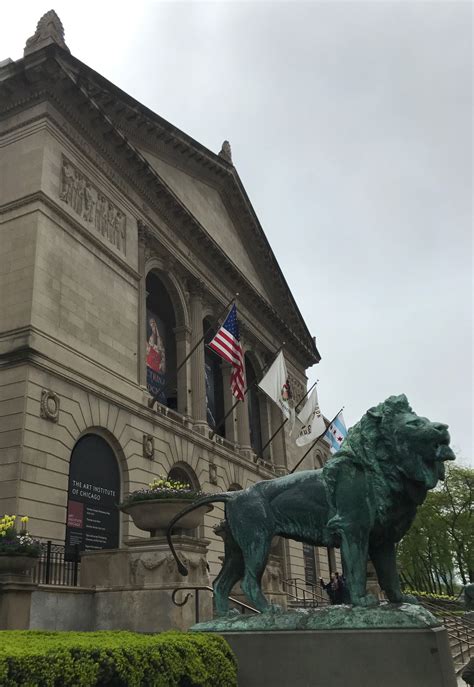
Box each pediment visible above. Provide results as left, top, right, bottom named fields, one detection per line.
left=137, top=147, right=272, bottom=302
left=0, top=43, right=319, bottom=366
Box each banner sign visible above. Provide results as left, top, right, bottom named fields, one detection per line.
left=65, top=435, right=120, bottom=558
left=146, top=309, right=167, bottom=404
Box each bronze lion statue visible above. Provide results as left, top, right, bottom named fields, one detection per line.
left=167, top=395, right=455, bottom=614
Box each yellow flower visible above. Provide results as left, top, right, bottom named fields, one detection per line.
left=20, top=516, right=28, bottom=524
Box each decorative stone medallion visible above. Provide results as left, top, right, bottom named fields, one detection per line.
left=209, top=461, right=218, bottom=486
left=40, top=390, right=60, bottom=422
left=143, top=434, right=154, bottom=460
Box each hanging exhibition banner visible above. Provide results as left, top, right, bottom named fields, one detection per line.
left=146, top=309, right=167, bottom=405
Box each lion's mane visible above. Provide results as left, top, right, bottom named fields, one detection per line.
left=323, top=395, right=415, bottom=525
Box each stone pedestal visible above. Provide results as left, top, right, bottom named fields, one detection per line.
left=80, top=535, right=212, bottom=632
left=220, top=627, right=456, bottom=687
left=0, top=576, right=38, bottom=630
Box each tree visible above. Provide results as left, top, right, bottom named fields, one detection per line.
left=397, top=463, right=473, bottom=595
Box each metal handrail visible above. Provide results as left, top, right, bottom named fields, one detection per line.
left=171, top=585, right=260, bottom=625
left=284, top=577, right=329, bottom=607
left=418, top=598, right=473, bottom=668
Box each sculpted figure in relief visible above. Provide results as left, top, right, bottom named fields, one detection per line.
left=59, top=157, right=126, bottom=255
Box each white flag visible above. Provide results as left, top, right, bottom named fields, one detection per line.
left=295, top=387, right=326, bottom=446
left=258, top=351, right=295, bottom=428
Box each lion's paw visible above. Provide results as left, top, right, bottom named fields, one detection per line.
left=400, top=593, right=418, bottom=605
left=353, top=593, right=378, bottom=608
left=215, top=608, right=240, bottom=618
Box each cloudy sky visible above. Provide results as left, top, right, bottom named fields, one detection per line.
left=2, top=1, right=472, bottom=461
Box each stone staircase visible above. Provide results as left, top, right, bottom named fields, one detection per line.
left=283, top=578, right=330, bottom=610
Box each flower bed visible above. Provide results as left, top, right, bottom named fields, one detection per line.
left=0, top=630, right=237, bottom=686
left=0, top=515, right=40, bottom=557
left=402, top=588, right=458, bottom=603
left=120, top=476, right=204, bottom=508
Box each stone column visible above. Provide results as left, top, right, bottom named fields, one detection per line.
left=259, top=395, right=273, bottom=462
left=174, top=325, right=192, bottom=418
left=270, top=402, right=287, bottom=472
left=222, top=366, right=238, bottom=443
left=189, top=282, right=207, bottom=431
left=137, top=221, right=148, bottom=387
left=237, top=340, right=252, bottom=453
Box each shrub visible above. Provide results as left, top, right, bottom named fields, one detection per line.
left=0, top=630, right=237, bottom=686
left=401, top=588, right=458, bottom=602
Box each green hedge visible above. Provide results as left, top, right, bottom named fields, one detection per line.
left=0, top=630, right=237, bottom=686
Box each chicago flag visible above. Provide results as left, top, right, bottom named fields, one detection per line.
left=325, top=411, right=347, bottom=454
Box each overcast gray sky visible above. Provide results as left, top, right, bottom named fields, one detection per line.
left=2, top=1, right=472, bottom=461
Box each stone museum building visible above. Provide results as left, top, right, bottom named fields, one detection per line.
left=0, top=12, right=337, bottom=623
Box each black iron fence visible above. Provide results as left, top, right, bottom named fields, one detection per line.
left=32, top=541, right=80, bottom=587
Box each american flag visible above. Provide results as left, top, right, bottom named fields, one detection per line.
left=209, top=304, right=245, bottom=401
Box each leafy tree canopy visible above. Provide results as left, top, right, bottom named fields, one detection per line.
left=397, top=463, right=473, bottom=596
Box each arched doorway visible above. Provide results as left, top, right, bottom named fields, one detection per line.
left=145, top=271, right=177, bottom=410
left=65, top=434, right=121, bottom=556
left=203, top=317, right=225, bottom=437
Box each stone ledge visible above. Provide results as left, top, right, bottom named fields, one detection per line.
left=216, top=627, right=456, bottom=687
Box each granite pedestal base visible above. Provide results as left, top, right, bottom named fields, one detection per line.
left=220, top=627, right=456, bottom=687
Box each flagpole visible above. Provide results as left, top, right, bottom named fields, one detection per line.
left=257, top=381, right=317, bottom=459
left=208, top=343, right=286, bottom=440
left=289, top=406, right=344, bottom=474
left=148, top=293, right=238, bottom=409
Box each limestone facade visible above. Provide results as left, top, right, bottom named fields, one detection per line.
left=0, top=17, right=334, bottom=597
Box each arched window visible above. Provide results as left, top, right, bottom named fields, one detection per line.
left=245, top=355, right=263, bottom=455
left=145, top=272, right=177, bottom=410
left=203, top=317, right=225, bottom=437
left=65, top=434, right=121, bottom=556
left=168, top=464, right=200, bottom=491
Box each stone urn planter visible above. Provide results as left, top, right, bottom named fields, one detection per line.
left=120, top=499, right=213, bottom=537
left=0, top=555, right=39, bottom=576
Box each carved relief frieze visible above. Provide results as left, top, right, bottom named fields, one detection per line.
left=59, top=156, right=126, bottom=254
left=40, top=390, right=60, bottom=422
left=288, top=374, right=305, bottom=404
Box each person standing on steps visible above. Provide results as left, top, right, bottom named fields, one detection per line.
left=320, top=573, right=339, bottom=605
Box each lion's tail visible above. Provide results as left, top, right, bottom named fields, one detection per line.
left=166, top=493, right=232, bottom=576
